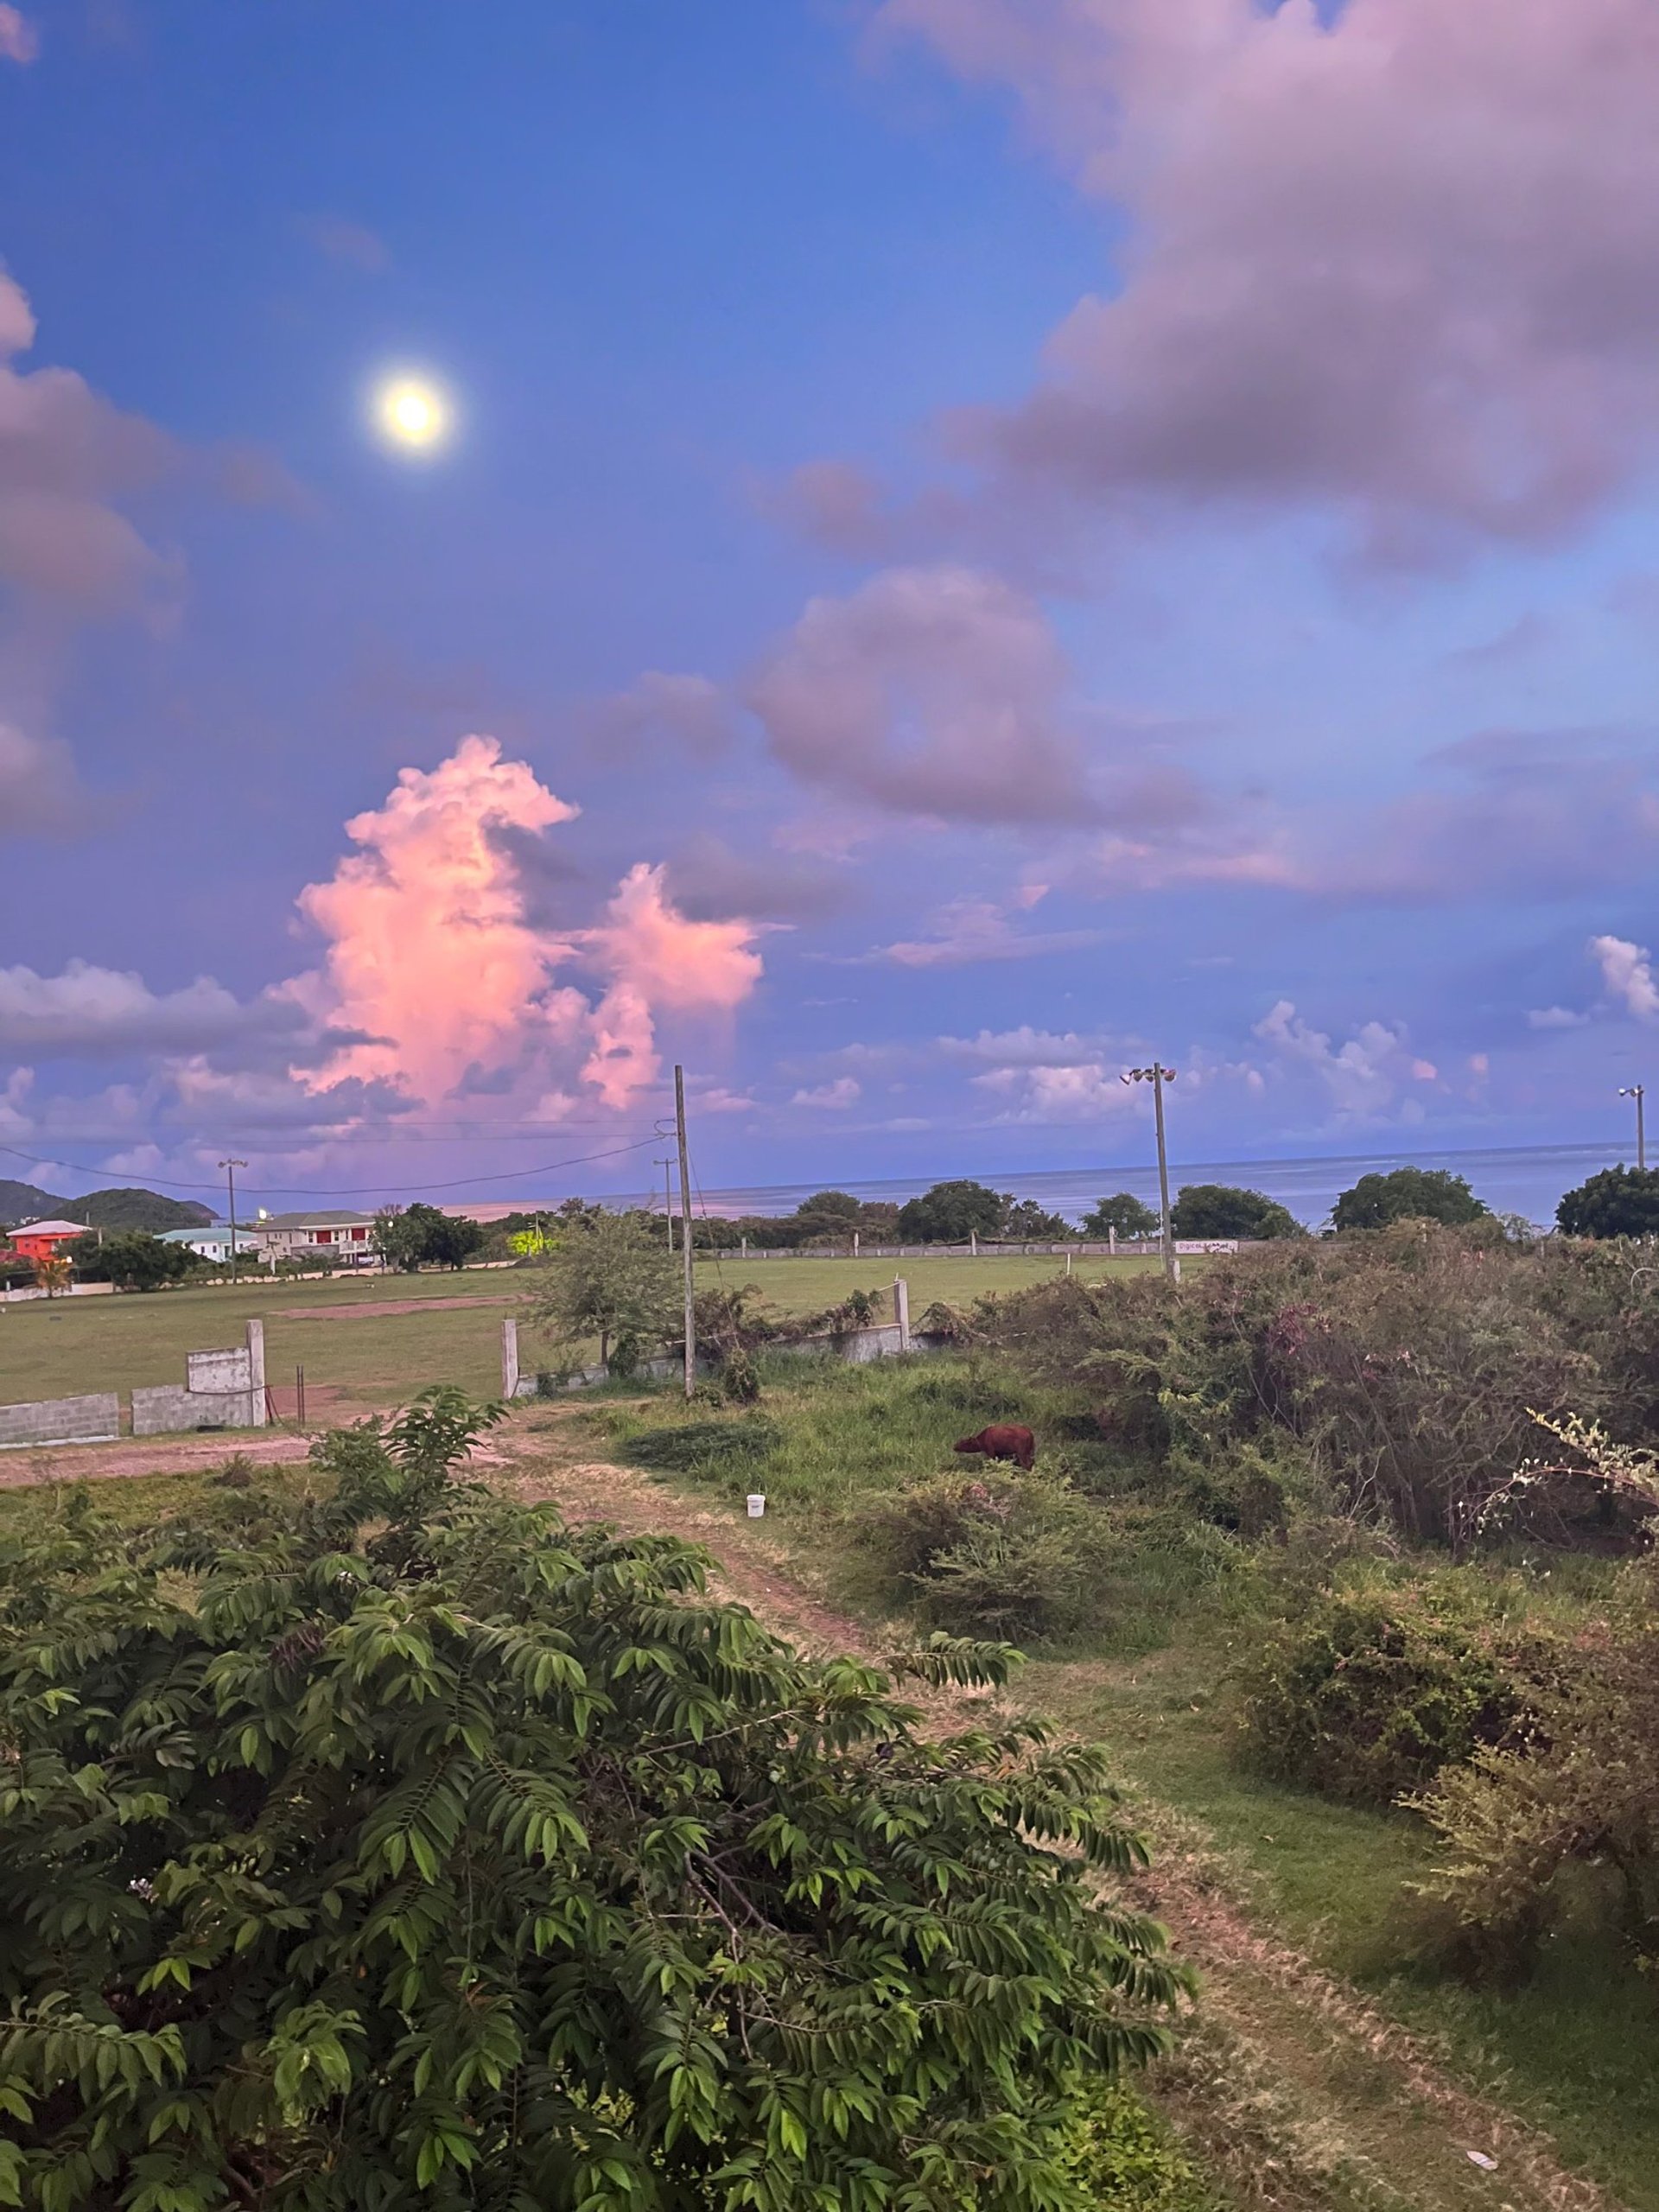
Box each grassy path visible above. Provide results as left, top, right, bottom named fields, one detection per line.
left=499, top=1406, right=1624, bottom=2212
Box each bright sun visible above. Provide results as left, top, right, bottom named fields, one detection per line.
left=373, top=375, right=451, bottom=452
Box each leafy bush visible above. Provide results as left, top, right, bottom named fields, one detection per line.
left=1556, top=1163, right=1659, bottom=1238
left=1233, top=1571, right=1560, bottom=1806
left=1057, top=2078, right=1219, bottom=2211
left=980, top=1226, right=1659, bottom=1547
left=0, top=1388, right=1189, bottom=2210
left=867, top=1469, right=1107, bottom=1642
left=1332, top=1166, right=1488, bottom=1230
left=1170, top=1185, right=1304, bottom=1241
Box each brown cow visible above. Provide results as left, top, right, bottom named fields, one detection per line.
left=953, top=1423, right=1035, bottom=1471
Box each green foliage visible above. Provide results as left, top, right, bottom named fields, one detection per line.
left=624, top=1416, right=780, bottom=1482
left=1413, top=1560, right=1659, bottom=1977
left=1233, top=1571, right=1560, bottom=1807
left=788, top=1190, right=863, bottom=1241
left=1170, top=1185, right=1304, bottom=1242
left=373, top=1202, right=484, bottom=1272
left=1056, top=2079, right=1219, bottom=2212
left=1331, top=1166, right=1488, bottom=1231
left=867, top=1469, right=1109, bottom=1643
left=1555, top=1163, right=1659, bottom=1238
left=0, top=1390, right=1187, bottom=2211
left=529, top=1209, right=681, bottom=1371
left=1080, top=1194, right=1159, bottom=1240
left=1000, top=1199, right=1077, bottom=1242
left=65, top=1230, right=195, bottom=1292
left=895, top=1179, right=1007, bottom=1244
left=980, top=1225, right=1659, bottom=1546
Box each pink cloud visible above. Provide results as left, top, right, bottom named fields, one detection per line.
left=296, top=738, right=764, bottom=1116
left=0, top=7, right=38, bottom=64
left=0, top=267, right=182, bottom=608
left=582, top=863, right=765, bottom=1109
left=874, top=0, right=1659, bottom=556
left=747, top=566, right=1101, bottom=824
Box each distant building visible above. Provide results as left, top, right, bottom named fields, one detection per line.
left=8, top=1218, right=89, bottom=1262
left=252, top=1210, right=379, bottom=1266
left=157, top=1225, right=263, bottom=1264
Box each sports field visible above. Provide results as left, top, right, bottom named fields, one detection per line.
left=0, top=1251, right=1162, bottom=1418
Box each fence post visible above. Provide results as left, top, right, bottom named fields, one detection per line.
left=245, top=1318, right=267, bottom=1427
left=893, top=1276, right=911, bottom=1353
left=970, top=1230, right=978, bottom=1257
left=853, top=1230, right=860, bottom=1259
left=502, top=1317, right=520, bottom=1401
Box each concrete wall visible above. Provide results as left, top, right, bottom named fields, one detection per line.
left=508, top=1305, right=943, bottom=1398
left=132, top=1384, right=259, bottom=1436
left=0, top=1391, right=122, bottom=1449
left=188, top=1346, right=252, bottom=1393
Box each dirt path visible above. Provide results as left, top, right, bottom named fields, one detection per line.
left=274, top=1296, right=516, bottom=1320
left=499, top=1413, right=1624, bottom=2212
left=0, top=1427, right=321, bottom=1488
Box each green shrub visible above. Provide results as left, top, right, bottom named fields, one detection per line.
left=1233, top=1572, right=1559, bottom=1806
left=1057, top=2078, right=1220, bottom=2211
left=867, top=1469, right=1107, bottom=1643
left=1415, top=1557, right=1659, bottom=1977
left=0, top=1389, right=1190, bottom=2209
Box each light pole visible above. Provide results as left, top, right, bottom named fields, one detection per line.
left=1121, top=1065, right=1178, bottom=1281
left=219, top=1159, right=248, bottom=1283
left=1620, top=1084, right=1648, bottom=1173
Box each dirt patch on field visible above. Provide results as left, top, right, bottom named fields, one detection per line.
left=276, top=1295, right=518, bottom=1319
left=0, top=1427, right=319, bottom=1488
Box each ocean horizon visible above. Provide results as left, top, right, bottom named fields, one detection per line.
left=606, top=1137, right=1640, bottom=1232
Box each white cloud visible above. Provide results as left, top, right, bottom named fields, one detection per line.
left=1254, top=998, right=1421, bottom=1120
left=791, top=1077, right=862, bottom=1110
left=1592, top=933, right=1659, bottom=1019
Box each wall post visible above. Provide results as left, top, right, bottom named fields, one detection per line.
left=893, top=1275, right=911, bottom=1353
left=502, top=1316, right=520, bottom=1401
left=245, top=1319, right=267, bottom=1427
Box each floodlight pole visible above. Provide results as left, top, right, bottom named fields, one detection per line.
left=219, top=1159, right=248, bottom=1283
left=1620, top=1084, right=1647, bottom=1173
left=1120, top=1065, right=1179, bottom=1281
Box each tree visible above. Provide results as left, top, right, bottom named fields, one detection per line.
left=1171, top=1184, right=1305, bottom=1241
left=66, top=1230, right=194, bottom=1292
left=895, top=1179, right=1007, bottom=1243
left=29, top=1253, right=71, bottom=1297
left=529, top=1208, right=681, bottom=1370
left=1080, top=1192, right=1160, bottom=1239
left=1556, top=1165, right=1659, bottom=1239
left=375, top=1203, right=485, bottom=1272
left=790, top=1189, right=864, bottom=1242
left=0, top=1393, right=1185, bottom=2210
left=1331, top=1166, right=1488, bottom=1232
left=999, top=1198, right=1077, bottom=1241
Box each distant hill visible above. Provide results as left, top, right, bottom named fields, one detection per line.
left=0, top=1182, right=214, bottom=1232
left=0, top=1180, right=59, bottom=1229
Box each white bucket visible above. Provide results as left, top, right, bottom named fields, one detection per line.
left=747, top=1493, right=766, bottom=1519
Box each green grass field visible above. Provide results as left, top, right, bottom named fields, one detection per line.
left=0, top=1251, right=1162, bottom=1414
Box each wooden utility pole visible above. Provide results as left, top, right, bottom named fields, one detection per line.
left=675, top=1065, right=696, bottom=1398
left=219, top=1158, right=247, bottom=1284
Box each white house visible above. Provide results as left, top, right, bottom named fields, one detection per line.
left=252, top=1210, right=379, bottom=1266
left=157, top=1225, right=264, bottom=1265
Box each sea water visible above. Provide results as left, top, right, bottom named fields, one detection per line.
left=631, top=1141, right=1639, bottom=1234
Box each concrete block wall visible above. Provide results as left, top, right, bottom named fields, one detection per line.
left=131, top=1384, right=259, bottom=1438
left=0, top=1392, right=122, bottom=1449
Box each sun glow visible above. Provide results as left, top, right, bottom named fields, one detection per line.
left=372, top=374, right=451, bottom=453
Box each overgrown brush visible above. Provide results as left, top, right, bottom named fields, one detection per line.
left=983, top=1223, right=1659, bottom=1548
left=1232, top=1568, right=1567, bottom=1807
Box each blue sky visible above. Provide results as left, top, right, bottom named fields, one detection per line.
left=5, top=0, right=1659, bottom=1212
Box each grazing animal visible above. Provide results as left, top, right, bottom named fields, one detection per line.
left=953, top=1423, right=1035, bottom=1472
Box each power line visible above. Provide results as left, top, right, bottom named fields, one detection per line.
left=0, top=1135, right=663, bottom=1202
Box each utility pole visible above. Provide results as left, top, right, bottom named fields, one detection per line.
left=656, top=1156, right=676, bottom=1252
left=1620, top=1084, right=1648, bottom=1173
left=1120, top=1065, right=1178, bottom=1281
left=219, top=1159, right=248, bottom=1284
left=674, top=1065, right=695, bottom=1399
